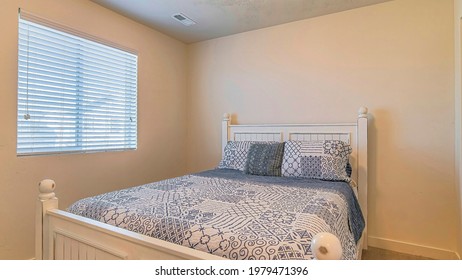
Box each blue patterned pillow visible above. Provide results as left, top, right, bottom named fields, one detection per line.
left=218, top=141, right=277, bottom=171
left=346, top=162, right=352, bottom=177
left=281, top=140, right=352, bottom=182
left=244, top=142, right=285, bottom=176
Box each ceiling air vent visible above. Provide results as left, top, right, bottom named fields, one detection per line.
left=172, top=13, right=196, bottom=26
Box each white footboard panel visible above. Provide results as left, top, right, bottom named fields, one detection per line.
left=44, top=209, right=224, bottom=260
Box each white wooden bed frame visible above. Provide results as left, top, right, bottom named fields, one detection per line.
left=36, top=107, right=368, bottom=260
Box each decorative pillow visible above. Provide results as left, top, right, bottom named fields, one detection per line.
left=218, top=141, right=277, bottom=171
left=346, top=162, right=352, bottom=177
left=281, top=140, right=352, bottom=182
left=244, top=142, right=285, bottom=176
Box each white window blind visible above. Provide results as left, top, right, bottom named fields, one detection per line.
left=17, top=12, right=138, bottom=156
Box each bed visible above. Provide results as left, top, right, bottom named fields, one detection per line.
left=35, top=107, right=368, bottom=260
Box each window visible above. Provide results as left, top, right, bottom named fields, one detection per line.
left=17, top=12, right=137, bottom=156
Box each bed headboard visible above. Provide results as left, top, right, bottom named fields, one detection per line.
left=221, top=107, right=368, bottom=248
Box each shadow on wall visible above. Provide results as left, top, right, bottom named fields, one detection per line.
left=367, top=109, right=379, bottom=233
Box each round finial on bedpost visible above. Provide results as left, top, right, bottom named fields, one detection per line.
left=311, top=232, right=343, bottom=260
left=358, top=107, right=368, bottom=118
left=38, top=179, right=56, bottom=201
left=223, top=113, right=230, bottom=121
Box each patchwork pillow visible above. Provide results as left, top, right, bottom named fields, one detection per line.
left=244, top=142, right=285, bottom=176
left=282, top=140, right=352, bottom=182
left=218, top=141, right=277, bottom=171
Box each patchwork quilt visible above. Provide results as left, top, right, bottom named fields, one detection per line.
left=67, top=169, right=364, bottom=260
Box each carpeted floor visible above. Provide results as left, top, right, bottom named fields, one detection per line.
left=361, top=247, right=433, bottom=260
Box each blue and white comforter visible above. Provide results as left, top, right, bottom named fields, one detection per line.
left=67, top=169, right=364, bottom=260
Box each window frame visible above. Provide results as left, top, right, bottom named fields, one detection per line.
left=17, top=10, right=138, bottom=156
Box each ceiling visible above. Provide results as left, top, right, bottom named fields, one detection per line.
left=92, top=0, right=392, bottom=44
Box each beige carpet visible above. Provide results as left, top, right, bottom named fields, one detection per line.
left=361, top=247, right=433, bottom=260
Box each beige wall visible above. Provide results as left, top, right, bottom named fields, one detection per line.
left=187, top=0, right=459, bottom=258
left=455, top=0, right=462, bottom=258
left=0, top=0, right=187, bottom=259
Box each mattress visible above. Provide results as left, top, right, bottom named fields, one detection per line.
left=67, top=168, right=365, bottom=260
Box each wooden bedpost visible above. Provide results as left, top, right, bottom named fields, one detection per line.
left=222, top=113, right=231, bottom=157
left=36, top=179, right=58, bottom=260
left=357, top=106, right=368, bottom=250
